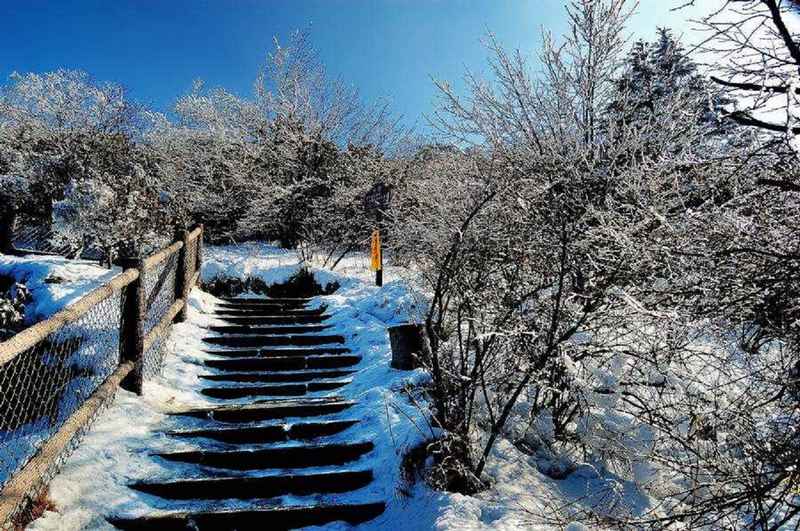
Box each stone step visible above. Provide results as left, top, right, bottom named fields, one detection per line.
left=200, top=380, right=350, bottom=399
left=203, top=346, right=351, bottom=358
left=219, top=297, right=312, bottom=303
left=216, top=314, right=329, bottom=325
left=207, top=324, right=331, bottom=335
left=154, top=441, right=374, bottom=471
left=212, top=307, right=327, bottom=317
left=204, top=354, right=361, bottom=372
left=199, top=369, right=356, bottom=384
left=203, top=334, right=345, bottom=348
left=172, top=398, right=356, bottom=423
left=128, top=469, right=374, bottom=500
left=166, top=419, right=359, bottom=444
left=201, top=383, right=305, bottom=399
left=105, top=296, right=384, bottom=531
left=217, top=300, right=308, bottom=310
left=107, top=502, right=386, bottom=530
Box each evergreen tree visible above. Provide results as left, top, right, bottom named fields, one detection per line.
left=609, top=28, right=711, bottom=125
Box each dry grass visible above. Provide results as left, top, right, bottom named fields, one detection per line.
left=11, top=487, right=57, bottom=530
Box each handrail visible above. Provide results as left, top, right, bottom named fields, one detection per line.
left=0, top=268, right=140, bottom=368
left=0, top=361, right=134, bottom=523
left=187, top=225, right=203, bottom=243
left=142, top=240, right=183, bottom=272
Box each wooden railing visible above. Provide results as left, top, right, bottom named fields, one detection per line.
left=0, top=225, right=204, bottom=528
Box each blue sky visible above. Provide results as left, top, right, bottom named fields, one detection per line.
left=0, top=1, right=707, bottom=130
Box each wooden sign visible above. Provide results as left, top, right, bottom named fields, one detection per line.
left=370, top=229, right=382, bottom=272
left=364, top=182, right=392, bottom=212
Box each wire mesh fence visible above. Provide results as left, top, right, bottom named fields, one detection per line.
left=9, top=214, right=76, bottom=258
left=4, top=214, right=173, bottom=263
left=0, top=291, right=121, bottom=489
left=142, top=329, right=169, bottom=382
left=0, top=225, right=203, bottom=529
left=144, top=253, right=178, bottom=336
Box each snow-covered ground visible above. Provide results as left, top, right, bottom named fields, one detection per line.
left=201, top=241, right=407, bottom=289
left=0, top=254, right=120, bottom=322
left=23, top=244, right=622, bottom=530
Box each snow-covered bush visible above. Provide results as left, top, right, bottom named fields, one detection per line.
left=143, top=32, right=402, bottom=251
left=0, top=70, right=173, bottom=262
left=202, top=267, right=339, bottom=298
left=391, top=1, right=800, bottom=528
left=0, top=277, right=30, bottom=340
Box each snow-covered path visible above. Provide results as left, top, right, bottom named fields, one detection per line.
left=105, top=295, right=387, bottom=529
left=28, top=272, right=442, bottom=530
left=23, top=247, right=609, bottom=530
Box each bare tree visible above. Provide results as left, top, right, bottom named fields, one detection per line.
left=690, top=0, right=800, bottom=183
left=393, top=3, right=800, bottom=528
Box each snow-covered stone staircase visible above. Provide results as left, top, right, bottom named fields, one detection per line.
left=109, top=297, right=385, bottom=530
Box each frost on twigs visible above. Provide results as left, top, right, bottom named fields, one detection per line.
left=389, top=0, right=800, bottom=527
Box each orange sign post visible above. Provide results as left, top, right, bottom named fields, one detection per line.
left=370, top=229, right=382, bottom=286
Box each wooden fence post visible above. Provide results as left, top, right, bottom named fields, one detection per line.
left=119, top=258, right=145, bottom=395
left=174, top=228, right=190, bottom=323
left=0, top=209, right=16, bottom=254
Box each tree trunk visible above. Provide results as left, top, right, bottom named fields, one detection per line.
left=0, top=209, right=16, bottom=254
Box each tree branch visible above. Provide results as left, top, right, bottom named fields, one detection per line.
left=710, top=76, right=798, bottom=94
left=761, top=0, right=800, bottom=70
left=725, top=111, right=800, bottom=134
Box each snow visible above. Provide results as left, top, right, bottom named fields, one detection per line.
left=0, top=253, right=120, bottom=323
left=25, top=245, right=654, bottom=529
left=0, top=254, right=124, bottom=489
left=202, top=241, right=406, bottom=290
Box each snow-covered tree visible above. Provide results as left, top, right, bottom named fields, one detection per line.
left=0, top=69, right=171, bottom=262
left=693, top=0, right=800, bottom=165
left=609, top=28, right=726, bottom=130
left=141, top=31, right=403, bottom=250
left=52, top=139, right=172, bottom=264
left=396, top=0, right=656, bottom=490
left=393, top=2, right=799, bottom=528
